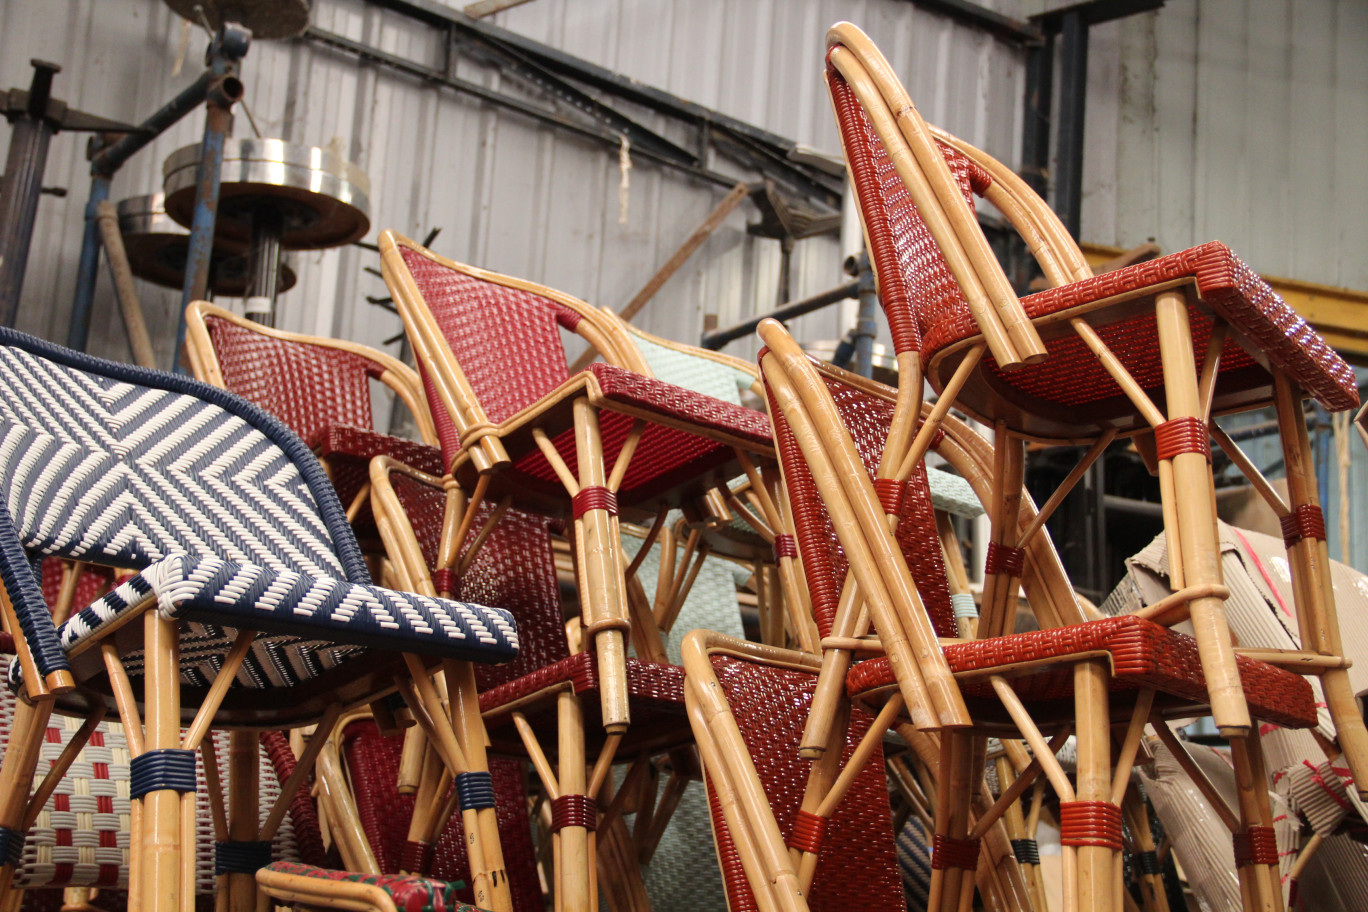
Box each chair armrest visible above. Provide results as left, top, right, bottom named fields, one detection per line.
left=0, top=500, right=69, bottom=692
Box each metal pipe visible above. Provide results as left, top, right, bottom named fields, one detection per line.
left=94, top=200, right=157, bottom=369
left=1055, top=10, right=1088, bottom=240
left=243, top=205, right=283, bottom=326
left=173, top=74, right=244, bottom=370
left=66, top=175, right=111, bottom=350
left=0, top=61, right=62, bottom=326
left=89, top=69, right=217, bottom=178
left=850, top=257, right=878, bottom=379
left=700, top=279, right=860, bottom=351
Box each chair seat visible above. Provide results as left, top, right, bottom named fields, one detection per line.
left=923, top=242, right=1358, bottom=439
left=29, top=555, right=517, bottom=714
left=846, top=615, right=1317, bottom=730
left=258, top=861, right=483, bottom=912
left=455, top=364, right=772, bottom=518
left=478, top=652, right=687, bottom=754
left=319, top=424, right=445, bottom=478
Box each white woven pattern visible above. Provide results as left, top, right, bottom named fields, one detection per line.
left=0, top=346, right=343, bottom=579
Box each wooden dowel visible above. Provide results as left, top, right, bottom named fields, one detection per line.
left=457, top=495, right=514, bottom=576
left=532, top=429, right=580, bottom=496
left=1209, top=423, right=1289, bottom=516
left=1070, top=318, right=1166, bottom=427
left=181, top=631, right=257, bottom=752
left=969, top=728, right=1072, bottom=840
left=1131, top=582, right=1229, bottom=625
left=1017, top=430, right=1116, bottom=548
left=447, top=474, right=490, bottom=566
left=1196, top=321, right=1228, bottom=424
left=101, top=643, right=145, bottom=757
left=259, top=704, right=343, bottom=841
left=606, top=419, right=646, bottom=492
left=199, top=739, right=229, bottom=843
left=23, top=707, right=107, bottom=829
left=988, top=676, right=1074, bottom=801
left=1110, top=689, right=1156, bottom=805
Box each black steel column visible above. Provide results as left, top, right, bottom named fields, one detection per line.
left=0, top=61, right=62, bottom=326
left=1055, top=10, right=1089, bottom=241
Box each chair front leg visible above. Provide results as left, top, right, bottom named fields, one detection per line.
left=139, top=611, right=189, bottom=912
left=0, top=691, right=54, bottom=897
left=1153, top=290, right=1249, bottom=738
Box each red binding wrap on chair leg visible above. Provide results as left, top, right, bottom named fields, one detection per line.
left=772, top=534, right=798, bottom=562
left=1058, top=801, right=1124, bottom=851
left=1154, top=417, right=1211, bottom=462
left=550, top=794, right=597, bottom=833
left=1280, top=504, right=1326, bottom=548
left=571, top=486, right=618, bottom=520
left=1232, top=825, right=1278, bottom=868
left=786, top=809, right=828, bottom=856
left=931, top=834, right=981, bottom=871
left=983, top=542, right=1025, bottom=578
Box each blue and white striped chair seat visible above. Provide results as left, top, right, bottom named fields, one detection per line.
left=0, top=328, right=517, bottom=703
left=51, top=555, right=517, bottom=687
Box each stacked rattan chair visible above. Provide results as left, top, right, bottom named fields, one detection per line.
left=800, top=19, right=1368, bottom=912
left=0, top=328, right=519, bottom=912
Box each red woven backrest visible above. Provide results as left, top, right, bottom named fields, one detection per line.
left=340, top=719, right=542, bottom=912
left=766, top=364, right=956, bottom=639
left=399, top=248, right=583, bottom=436
left=827, top=60, right=988, bottom=360
left=705, top=654, right=903, bottom=912
left=203, top=315, right=380, bottom=450
left=386, top=471, right=570, bottom=689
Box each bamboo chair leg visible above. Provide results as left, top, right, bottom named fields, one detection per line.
left=557, top=689, right=592, bottom=912
left=141, top=613, right=183, bottom=912
left=1121, top=785, right=1169, bottom=912
left=571, top=399, right=631, bottom=734
left=226, top=731, right=260, bottom=912
left=1154, top=290, right=1249, bottom=738
left=1273, top=371, right=1368, bottom=799
left=443, top=659, right=512, bottom=912
left=996, top=756, right=1048, bottom=912
left=1074, top=659, right=1116, bottom=912
left=0, top=692, right=54, bottom=897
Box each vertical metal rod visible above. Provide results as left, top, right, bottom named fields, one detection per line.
left=1055, top=10, right=1088, bottom=240
left=67, top=175, right=111, bottom=350
left=243, top=205, right=283, bottom=327
left=851, top=259, right=878, bottom=379
left=173, top=75, right=242, bottom=370
left=0, top=61, right=62, bottom=327
left=1020, top=34, right=1054, bottom=202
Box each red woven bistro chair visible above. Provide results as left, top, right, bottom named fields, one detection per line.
left=369, top=455, right=692, bottom=912
left=183, top=300, right=443, bottom=544
left=826, top=20, right=1364, bottom=910
left=758, top=323, right=1320, bottom=912
left=378, top=232, right=773, bottom=738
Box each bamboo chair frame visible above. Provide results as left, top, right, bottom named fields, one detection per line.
left=380, top=230, right=774, bottom=739
left=759, top=317, right=1318, bottom=912
left=827, top=19, right=1364, bottom=766
left=369, top=455, right=697, bottom=912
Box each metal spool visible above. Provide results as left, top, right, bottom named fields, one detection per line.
left=164, top=139, right=368, bottom=323
left=116, top=193, right=296, bottom=296
left=163, top=0, right=310, bottom=41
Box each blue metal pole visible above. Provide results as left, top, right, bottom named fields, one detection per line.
left=65, top=174, right=110, bottom=350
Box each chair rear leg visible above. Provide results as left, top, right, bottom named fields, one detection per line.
left=0, top=693, right=54, bottom=896
left=1272, top=371, right=1368, bottom=799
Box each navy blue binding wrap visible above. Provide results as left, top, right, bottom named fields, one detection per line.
left=215, top=840, right=273, bottom=875
left=0, top=325, right=372, bottom=680
left=1010, top=838, right=1040, bottom=866
left=455, top=771, right=497, bottom=810
left=0, top=826, right=24, bottom=867
left=129, top=749, right=198, bottom=799
left=0, top=500, right=68, bottom=681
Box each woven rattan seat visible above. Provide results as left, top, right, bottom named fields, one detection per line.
left=847, top=614, right=1317, bottom=731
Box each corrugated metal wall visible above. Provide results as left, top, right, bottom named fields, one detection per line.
left=0, top=0, right=1025, bottom=373
left=1081, top=0, right=1368, bottom=572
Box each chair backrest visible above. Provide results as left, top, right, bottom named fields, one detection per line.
left=0, top=330, right=359, bottom=581
left=608, top=314, right=760, bottom=408
left=825, top=22, right=1047, bottom=369
left=379, top=232, right=633, bottom=470
left=765, top=358, right=957, bottom=639
left=0, top=328, right=367, bottom=681
left=185, top=301, right=433, bottom=450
